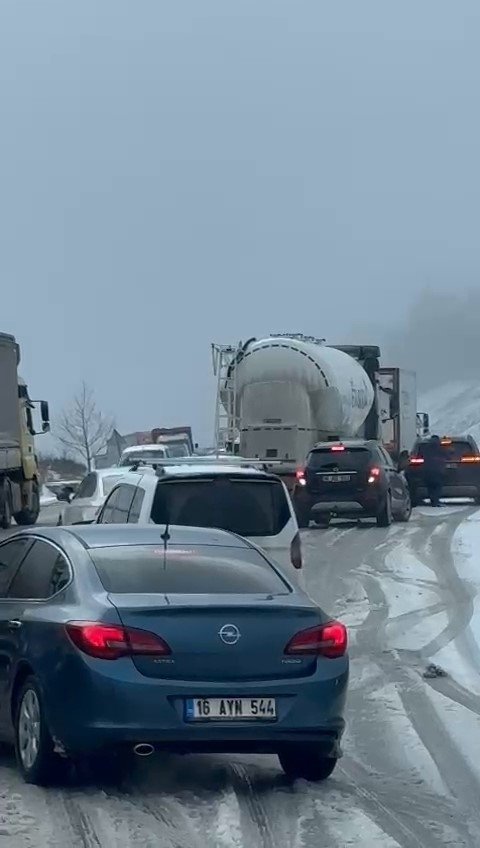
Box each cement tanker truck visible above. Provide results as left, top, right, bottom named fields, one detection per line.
left=212, top=334, right=421, bottom=489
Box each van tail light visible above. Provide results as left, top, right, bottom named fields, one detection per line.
left=290, top=531, right=303, bottom=569
left=285, top=621, right=347, bottom=658
left=409, top=457, right=424, bottom=465
left=66, top=622, right=171, bottom=660
left=368, top=466, right=381, bottom=484
left=461, top=456, right=480, bottom=463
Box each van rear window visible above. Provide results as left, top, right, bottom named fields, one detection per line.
left=307, top=448, right=371, bottom=472
left=150, top=478, right=290, bottom=537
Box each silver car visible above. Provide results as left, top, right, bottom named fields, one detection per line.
left=59, top=468, right=130, bottom=525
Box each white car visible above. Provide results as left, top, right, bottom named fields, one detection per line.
left=94, top=461, right=304, bottom=584
left=59, top=468, right=130, bottom=525
left=118, top=442, right=191, bottom=466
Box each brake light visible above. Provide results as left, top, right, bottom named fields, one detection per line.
left=409, top=457, right=424, bottom=465
left=290, top=531, right=303, bottom=569
left=295, top=468, right=306, bottom=486
left=368, top=466, right=381, bottom=484
left=441, top=439, right=452, bottom=445
left=461, top=456, right=480, bottom=463
left=285, top=621, right=347, bottom=658
left=66, top=622, right=171, bottom=660
left=331, top=445, right=345, bottom=452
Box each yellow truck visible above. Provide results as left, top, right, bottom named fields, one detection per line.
left=0, top=333, right=50, bottom=527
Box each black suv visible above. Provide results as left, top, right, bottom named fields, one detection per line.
left=293, top=440, right=412, bottom=528
left=406, top=435, right=480, bottom=505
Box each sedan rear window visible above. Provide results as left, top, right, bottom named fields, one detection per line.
left=150, top=478, right=290, bottom=537
left=90, top=544, right=289, bottom=594
left=307, top=448, right=371, bottom=472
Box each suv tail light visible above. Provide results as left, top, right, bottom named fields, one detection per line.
left=331, top=445, right=345, bottom=452
left=66, top=622, right=171, bottom=660
left=461, top=456, right=480, bottom=463
left=295, top=468, right=306, bottom=486
left=290, top=531, right=303, bottom=569
left=285, top=621, right=347, bottom=658
left=409, top=457, right=424, bottom=465
left=368, top=466, right=381, bottom=484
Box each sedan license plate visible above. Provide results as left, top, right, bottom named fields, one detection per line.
left=322, top=474, right=351, bottom=482
left=185, top=697, right=276, bottom=721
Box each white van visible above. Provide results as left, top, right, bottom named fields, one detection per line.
left=94, top=462, right=303, bottom=584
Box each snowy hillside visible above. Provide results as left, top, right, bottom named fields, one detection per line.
left=420, top=381, right=480, bottom=443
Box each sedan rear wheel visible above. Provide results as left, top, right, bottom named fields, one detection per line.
left=15, top=676, right=67, bottom=785
left=279, top=747, right=337, bottom=782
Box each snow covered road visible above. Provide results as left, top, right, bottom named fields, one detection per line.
left=0, top=505, right=479, bottom=846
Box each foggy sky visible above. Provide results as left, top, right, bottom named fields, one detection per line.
left=1, top=1, right=480, bottom=445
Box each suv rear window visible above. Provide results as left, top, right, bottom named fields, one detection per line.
left=307, top=447, right=371, bottom=472
left=150, top=477, right=290, bottom=537
left=90, top=544, right=289, bottom=594
left=416, top=440, right=476, bottom=461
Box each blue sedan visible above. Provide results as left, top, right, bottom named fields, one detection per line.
left=0, top=524, right=348, bottom=785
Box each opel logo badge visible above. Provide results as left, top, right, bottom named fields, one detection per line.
left=219, top=623, right=241, bottom=645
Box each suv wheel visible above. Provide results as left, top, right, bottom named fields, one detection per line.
left=397, top=491, right=412, bottom=522
left=376, top=492, right=393, bottom=528
left=295, top=503, right=311, bottom=529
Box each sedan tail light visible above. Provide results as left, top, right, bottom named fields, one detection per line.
left=284, top=620, right=347, bottom=658
left=290, top=531, right=303, bottom=569
left=66, top=621, right=171, bottom=660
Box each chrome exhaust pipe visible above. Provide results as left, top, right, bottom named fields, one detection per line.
left=133, top=743, right=155, bottom=757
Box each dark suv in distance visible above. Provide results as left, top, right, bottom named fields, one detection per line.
left=406, top=435, right=480, bottom=505
left=293, top=440, right=412, bottom=528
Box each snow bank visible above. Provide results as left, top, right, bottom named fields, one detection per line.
left=420, top=380, right=480, bottom=442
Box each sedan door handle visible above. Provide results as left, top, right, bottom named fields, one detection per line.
left=7, top=620, right=22, bottom=630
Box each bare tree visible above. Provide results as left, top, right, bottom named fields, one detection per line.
left=56, top=382, right=114, bottom=471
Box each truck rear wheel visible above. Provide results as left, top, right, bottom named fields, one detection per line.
left=0, top=482, right=12, bottom=530
left=14, top=483, right=40, bottom=526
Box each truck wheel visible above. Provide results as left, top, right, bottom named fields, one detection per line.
left=14, top=483, right=40, bottom=526
left=376, top=493, right=393, bottom=528
left=0, top=482, right=12, bottom=530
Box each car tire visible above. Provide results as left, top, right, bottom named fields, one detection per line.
left=314, top=515, right=331, bottom=529
left=295, top=503, right=311, bottom=529
left=14, top=675, right=67, bottom=786
left=397, top=492, right=412, bottom=522
left=278, top=748, right=338, bottom=782
left=376, top=492, right=393, bottom=528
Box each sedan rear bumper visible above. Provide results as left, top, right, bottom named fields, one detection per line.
left=44, top=660, right=348, bottom=756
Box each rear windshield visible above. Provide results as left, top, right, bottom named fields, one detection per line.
left=307, top=448, right=371, bottom=471
left=90, top=544, right=289, bottom=594
left=416, top=440, right=475, bottom=461
left=150, top=478, right=290, bottom=537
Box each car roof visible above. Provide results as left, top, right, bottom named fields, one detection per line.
left=310, top=439, right=378, bottom=450
left=17, top=523, right=251, bottom=550
left=115, top=463, right=281, bottom=481
left=121, top=444, right=168, bottom=454
left=94, top=467, right=131, bottom=478
left=415, top=435, right=476, bottom=445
